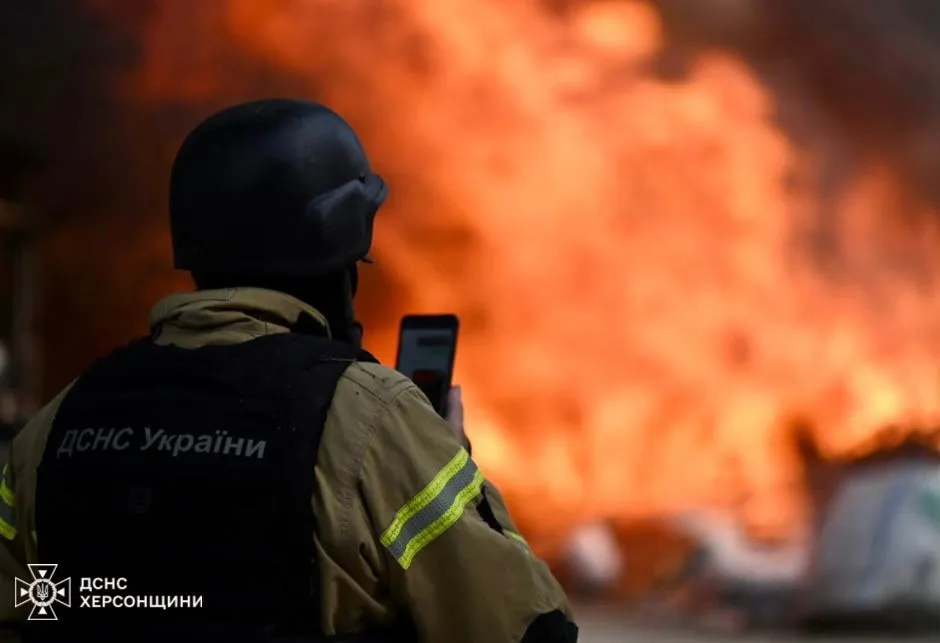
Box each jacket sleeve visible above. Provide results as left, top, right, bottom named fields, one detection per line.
left=0, top=386, right=73, bottom=642
left=359, top=384, right=576, bottom=643
left=0, top=452, right=26, bottom=643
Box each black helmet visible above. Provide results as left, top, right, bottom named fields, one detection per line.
left=169, top=99, right=387, bottom=278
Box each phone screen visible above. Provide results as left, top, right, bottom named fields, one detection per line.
left=396, top=316, right=458, bottom=417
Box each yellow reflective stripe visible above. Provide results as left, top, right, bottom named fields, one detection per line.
left=397, top=468, right=485, bottom=570
left=0, top=481, right=14, bottom=509
left=506, top=531, right=529, bottom=548
left=0, top=464, right=17, bottom=540
left=380, top=448, right=470, bottom=548
left=0, top=463, right=14, bottom=509
left=381, top=448, right=486, bottom=569
left=0, top=500, right=15, bottom=540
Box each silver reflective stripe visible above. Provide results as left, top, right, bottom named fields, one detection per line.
left=385, top=456, right=481, bottom=564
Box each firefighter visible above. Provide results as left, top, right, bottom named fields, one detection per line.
left=0, top=99, right=576, bottom=642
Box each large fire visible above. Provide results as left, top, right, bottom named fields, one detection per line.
left=65, top=0, right=940, bottom=567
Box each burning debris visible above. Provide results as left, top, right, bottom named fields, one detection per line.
left=557, top=510, right=806, bottom=630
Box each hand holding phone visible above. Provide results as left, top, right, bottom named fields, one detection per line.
left=445, top=385, right=468, bottom=449
left=395, top=314, right=459, bottom=418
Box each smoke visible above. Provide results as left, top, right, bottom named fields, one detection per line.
left=768, top=0, right=940, bottom=198
left=654, top=0, right=940, bottom=190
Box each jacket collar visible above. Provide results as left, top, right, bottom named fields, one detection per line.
left=149, top=288, right=331, bottom=345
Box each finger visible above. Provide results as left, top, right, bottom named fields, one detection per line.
left=447, top=385, right=463, bottom=428
left=449, top=386, right=463, bottom=415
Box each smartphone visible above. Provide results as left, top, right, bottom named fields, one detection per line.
left=395, top=314, right=459, bottom=417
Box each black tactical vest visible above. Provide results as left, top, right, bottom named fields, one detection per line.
left=27, top=332, right=411, bottom=643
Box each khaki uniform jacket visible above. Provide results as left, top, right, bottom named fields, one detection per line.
left=0, top=288, right=572, bottom=642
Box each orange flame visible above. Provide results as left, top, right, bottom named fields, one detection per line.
left=93, top=0, right=940, bottom=559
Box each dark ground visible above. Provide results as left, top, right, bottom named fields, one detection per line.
left=574, top=603, right=938, bottom=643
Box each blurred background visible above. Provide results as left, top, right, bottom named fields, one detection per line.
left=5, top=0, right=940, bottom=639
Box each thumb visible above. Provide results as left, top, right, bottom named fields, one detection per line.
left=446, top=385, right=464, bottom=433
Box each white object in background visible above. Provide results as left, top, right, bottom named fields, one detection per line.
left=803, top=459, right=940, bottom=620
left=564, top=522, right=624, bottom=592
left=670, top=509, right=808, bottom=585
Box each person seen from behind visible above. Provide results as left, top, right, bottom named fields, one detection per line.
left=0, top=99, right=576, bottom=643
